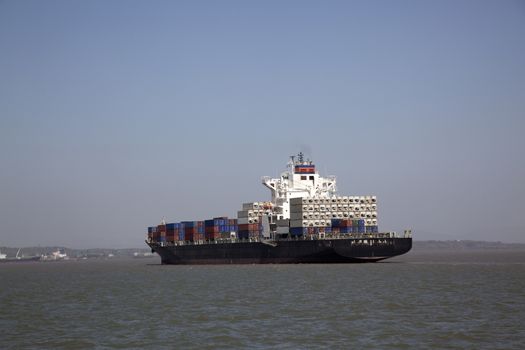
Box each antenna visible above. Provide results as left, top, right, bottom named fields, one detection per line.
left=288, top=155, right=295, bottom=170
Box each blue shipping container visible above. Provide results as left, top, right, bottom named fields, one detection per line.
left=237, top=231, right=249, bottom=239
left=340, top=227, right=351, bottom=234
left=290, top=227, right=304, bottom=235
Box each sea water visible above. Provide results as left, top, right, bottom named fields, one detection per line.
left=1, top=251, right=524, bottom=349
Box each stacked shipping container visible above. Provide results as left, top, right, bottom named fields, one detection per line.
left=289, top=196, right=378, bottom=236
left=147, top=195, right=380, bottom=243
left=205, top=218, right=238, bottom=240
left=236, top=202, right=273, bottom=239
left=149, top=218, right=237, bottom=243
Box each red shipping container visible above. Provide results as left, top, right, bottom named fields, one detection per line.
left=194, top=233, right=205, bottom=241
left=205, top=232, right=221, bottom=240
left=205, top=226, right=220, bottom=234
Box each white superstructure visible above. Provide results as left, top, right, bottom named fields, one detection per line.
left=261, top=152, right=337, bottom=219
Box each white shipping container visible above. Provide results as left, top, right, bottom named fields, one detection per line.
left=238, top=217, right=250, bottom=225
left=290, top=220, right=306, bottom=227
left=289, top=212, right=306, bottom=220
left=276, top=226, right=290, bottom=234
left=242, top=202, right=260, bottom=210
left=276, top=219, right=290, bottom=226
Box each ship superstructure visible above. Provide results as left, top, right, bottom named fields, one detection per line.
left=262, top=152, right=337, bottom=220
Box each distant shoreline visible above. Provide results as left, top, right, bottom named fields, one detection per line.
left=412, top=240, right=525, bottom=251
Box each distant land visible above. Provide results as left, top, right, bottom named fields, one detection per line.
left=1, top=240, right=524, bottom=259
left=412, top=240, right=525, bottom=251
left=0, top=246, right=153, bottom=259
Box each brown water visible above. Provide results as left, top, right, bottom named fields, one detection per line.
left=1, top=251, right=524, bottom=349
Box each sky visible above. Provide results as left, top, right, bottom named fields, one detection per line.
left=1, top=0, right=524, bottom=248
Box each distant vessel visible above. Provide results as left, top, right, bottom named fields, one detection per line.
left=147, top=153, right=412, bottom=264
left=42, top=249, right=69, bottom=261
left=0, top=248, right=41, bottom=262
left=133, top=252, right=155, bottom=258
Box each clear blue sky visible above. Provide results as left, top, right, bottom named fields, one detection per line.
left=1, top=0, right=524, bottom=248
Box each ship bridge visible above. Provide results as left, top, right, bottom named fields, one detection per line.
left=262, top=152, right=337, bottom=219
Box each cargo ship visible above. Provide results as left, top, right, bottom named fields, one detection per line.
left=146, top=153, right=412, bottom=264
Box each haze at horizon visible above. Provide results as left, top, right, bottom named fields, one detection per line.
left=1, top=0, right=524, bottom=248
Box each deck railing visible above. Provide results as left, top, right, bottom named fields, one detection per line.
left=148, top=231, right=412, bottom=247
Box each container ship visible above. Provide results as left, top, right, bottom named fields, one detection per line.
left=146, top=153, right=412, bottom=264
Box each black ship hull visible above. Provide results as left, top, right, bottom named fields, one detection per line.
left=148, top=237, right=412, bottom=264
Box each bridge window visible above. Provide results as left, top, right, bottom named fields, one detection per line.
left=301, top=176, right=307, bottom=180
left=309, top=176, right=314, bottom=180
